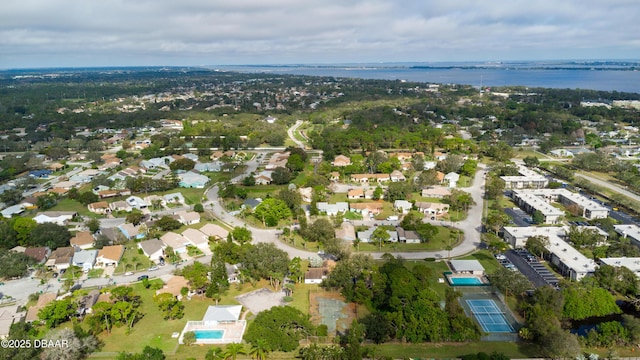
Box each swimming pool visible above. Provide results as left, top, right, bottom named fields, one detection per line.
left=449, top=277, right=483, bottom=285
left=194, top=329, right=224, bottom=340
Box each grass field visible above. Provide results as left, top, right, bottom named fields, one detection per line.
left=374, top=341, right=540, bottom=359
left=356, top=226, right=457, bottom=252
left=459, top=250, right=502, bottom=274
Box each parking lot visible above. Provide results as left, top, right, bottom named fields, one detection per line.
left=503, top=208, right=532, bottom=227
left=503, top=249, right=559, bottom=288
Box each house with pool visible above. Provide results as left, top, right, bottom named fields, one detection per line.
left=179, top=305, right=246, bottom=344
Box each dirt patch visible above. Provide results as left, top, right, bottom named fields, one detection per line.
left=235, top=288, right=284, bottom=315
left=309, top=291, right=357, bottom=335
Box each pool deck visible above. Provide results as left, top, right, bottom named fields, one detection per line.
left=179, top=320, right=246, bottom=344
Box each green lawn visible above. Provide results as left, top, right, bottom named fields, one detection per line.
left=458, top=250, right=501, bottom=274
left=328, top=193, right=347, bottom=203
left=356, top=226, right=457, bottom=253
left=115, top=243, right=154, bottom=274
left=178, top=187, right=206, bottom=205
left=49, top=198, right=94, bottom=217
left=375, top=341, right=540, bottom=359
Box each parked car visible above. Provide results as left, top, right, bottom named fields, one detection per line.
left=125, top=272, right=134, bottom=276
left=137, top=275, right=149, bottom=281
left=148, top=266, right=159, bottom=271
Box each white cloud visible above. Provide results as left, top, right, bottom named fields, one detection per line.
left=0, top=0, right=638, bottom=67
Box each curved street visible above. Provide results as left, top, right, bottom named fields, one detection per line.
left=204, top=161, right=487, bottom=260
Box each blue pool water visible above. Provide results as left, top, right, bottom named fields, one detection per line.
left=450, top=277, right=482, bottom=285
left=194, top=329, right=224, bottom=340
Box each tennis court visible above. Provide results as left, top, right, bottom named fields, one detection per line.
left=466, top=299, right=514, bottom=333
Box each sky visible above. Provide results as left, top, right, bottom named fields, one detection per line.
left=1, top=0, right=639, bottom=69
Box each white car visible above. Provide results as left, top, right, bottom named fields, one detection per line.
left=125, top=272, right=134, bottom=276
left=148, top=266, right=159, bottom=271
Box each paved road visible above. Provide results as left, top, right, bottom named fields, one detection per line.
left=575, top=172, right=640, bottom=204
left=287, top=120, right=307, bottom=149
left=204, top=164, right=487, bottom=261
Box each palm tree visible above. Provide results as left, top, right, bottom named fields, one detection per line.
left=249, top=339, right=270, bottom=360
left=206, top=346, right=225, bottom=360
left=132, top=256, right=142, bottom=272
left=224, top=343, right=246, bottom=360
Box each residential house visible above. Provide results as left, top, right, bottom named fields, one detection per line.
left=176, top=210, right=200, bottom=225
left=243, top=198, right=262, bottom=210
left=88, top=201, right=111, bottom=215
left=70, top=231, right=95, bottom=250
left=163, top=192, right=186, bottom=205
left=255, top=172, right=272, bottom=185
left=329, top=172, right=340, bottom=182
left=143, top=195, right=165, bottom=209
left=29, top=169, right=52, bottom=178
left=349, top=202, right=384, bottom=216
left=316, top=202, right=349, bottom=216
left=350, top=174, right=370, bottom=184
left=182, top=153, right=199, bottom=162
left=96, top=245, right=124, bottom=267
left=126, top=196, right=149, bottom=210
left=415, top=202, right=450, bottom=218
left=397, top=227, right=421, bottom=244
left=332, top=155, right=351, bottom=167
left=304, top=268, right=328, bottom=284
left=226, top=264, right=240, bottom=283
left=0, top=306, right=25, bottom=338
left=99, top=189, right=131, bottom=199
left=265, top=152, right=290, bottom=170
left=423, top=161, right=437, bottom=170
left=45, top=247, right=75, bottom=271
left=434, top=151, right=448, bottom=161
left=199, top=223, right=230, bottom=241
left=33, top=211, right=76, bottom=226
left=194, top=162, right=222, bottom=172
left=181, top=228, right=210, bottom=252
left=109, top=200, right=132, bottom=212
left=393, top=200, right=413, bottom=214
left=436, top=171, right=445, bottom=183
left=118, top=223, right=144, bottom=240
left=1, top=204, right=25, bottom=218
left=421, top=186, right=452, bottom=199
left=389, top=170, right=406, bottom=182
left=160, top=232, right=189, bottom=254
left=138, top=239, right=166, bottom=262
left=357, top=227, right=399, bottom=243
left=210, top=151, right=224, bottom=160
left=72, top=250, right=98, bottom=272
left=444, top=172, right=460, bottom=188
left=25, top=293, right=56, bottom=323
left=53, top=180, right=79, bottom=190
left=347, top=188, right=364, bottom=199
left=391, top=152, right=413, bottom=162
left=178, top=171, right=209, bottom=188
left=24, top=247, right=50, bottom=265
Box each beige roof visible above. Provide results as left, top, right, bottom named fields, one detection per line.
left=25, top=293, right=56, bottom=322
left=181, top=228, right=209, bottom=246
left=161, top=232, right=189, bottom=249
left=199, top=223, right=229, bottom=240
left=97, top=245, right=124, bottom=262
left=70, top=231, right=94, bottom=247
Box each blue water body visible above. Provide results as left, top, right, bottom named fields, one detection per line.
left=194, top=329, right=224, bottom=340
left=214, top=63, right=640, bottom=94
left=450, top=277, right=483, bottom=285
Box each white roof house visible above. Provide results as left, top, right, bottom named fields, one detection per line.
left=1, top=204, right=25, bottom=218
left=176, top=210, right=201, bottom=225
left=393, top=200, right=412, bottom=214
left=450, top=260, right=485, bottom=275
left=33, top=211, right=76, bottom=225
left=199, top=223, right=229, bottom=241
left=163, top=192, right=186, bottom=204
left=202, top=305, right=242, bottom=323
left=512, top=189, right=609, bottom=221
left=444, top=172, right=460, bottom=188
left=178, top=171, right=209, bottom=188
left=72, top=250, right=98, bottom=272
left=614, top=224, right=640, bottom=247
left=126, top=196, right=149, bottom=210
left=501, top=165, right=549, bottom=189
left=181, top=228, right=210, bottom=252
left=317, top=202, right=349, bottom=216
left=160, top=232, right=189, bottom=254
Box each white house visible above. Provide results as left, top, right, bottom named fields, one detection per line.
left=393, top=200, right=412, bottom=214
left=444, top=172, right=460, bottom=188
left=72, top=250, right=98, bottom=272
left=176, top=210, right=201, bottom=225
left=160, top=232, right=189, bottom=254
left=138, top=239, right=166, bottom=262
